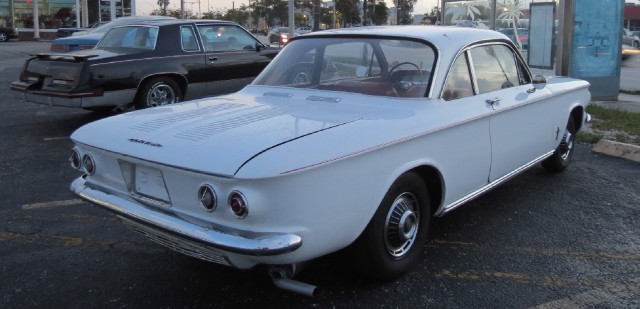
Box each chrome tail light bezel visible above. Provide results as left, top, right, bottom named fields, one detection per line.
left=82, top=153, right=96, bottom=175
left=69, top=147, right=82, bottom=170
left=228, top=191, right=248, bottom=219
left=198, top=184, right=218, bottom=212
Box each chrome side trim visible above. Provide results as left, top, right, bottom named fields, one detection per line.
left=70, top=177, right=302, bottom=256
left=439, top=150, right=554, bottom=216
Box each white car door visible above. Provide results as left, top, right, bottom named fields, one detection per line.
left=439, top=51, right=493, bottom=205
left=468, top=44, right=555, bottom=182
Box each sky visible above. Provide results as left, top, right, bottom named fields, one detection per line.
left=134, top=0, right=441, bottom=16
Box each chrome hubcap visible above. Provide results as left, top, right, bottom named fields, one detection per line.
left=147, top=84, right=176, bottom=107
left=560, top=131, right=574, bottom=160
left=384, top=192, right=420, bottom=258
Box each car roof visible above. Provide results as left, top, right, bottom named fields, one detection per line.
left=126, top=19, right=238, bottom=27
left=300, top=26, right=510, bottom=53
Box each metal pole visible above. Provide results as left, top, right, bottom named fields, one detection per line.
left=33, top=0, right=40, bottom=39
left=288, top=0, right=294, bottom=36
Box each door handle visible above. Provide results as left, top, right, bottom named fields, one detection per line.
left=486, top=97, right=500, bottom=109
left=208, top=57, right=218, bottom=62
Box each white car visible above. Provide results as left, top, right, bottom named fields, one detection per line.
left=69, top=26, right=591, bottom=296
left=295, top=26, right=312, bottom=34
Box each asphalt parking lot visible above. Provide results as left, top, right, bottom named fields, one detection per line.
left=1, top=41, right=639, bottom=308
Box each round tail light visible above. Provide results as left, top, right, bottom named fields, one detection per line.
left=198, top=184, right=217, bottom=212
left=228, top=191, right=248, bottom=218
left=82, top=154, right=96, bottom=175
left=69, top=148, right=81, bottom=169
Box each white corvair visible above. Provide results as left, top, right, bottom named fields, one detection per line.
left=69, top=26, right=591, bottom=295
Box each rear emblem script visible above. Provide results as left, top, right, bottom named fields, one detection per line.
left=128, top=138, right=163, bottom=148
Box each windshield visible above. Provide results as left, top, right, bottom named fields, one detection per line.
left=253, top=37, right=436, bottom=98
left=96, top=26, right=159, bottom=50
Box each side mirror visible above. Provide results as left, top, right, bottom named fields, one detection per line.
left=255, top=42, right=262, bottom=52
left=528, top=75, right=547, bottom=93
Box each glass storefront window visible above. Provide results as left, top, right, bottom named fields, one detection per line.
left=12, top=0, right=76, bottom=29
left=443, top=0, right=494, bottom=29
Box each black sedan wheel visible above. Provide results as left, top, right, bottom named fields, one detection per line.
left=0, top=32, right=8, bottom=42
left=350, top=172, right=431, bottom=280
left=542, top=115, right=576, bottom=173
left=135, top=77, right=182, bottom=109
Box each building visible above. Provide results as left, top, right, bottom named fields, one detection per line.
left=0, top=0, right=133, bottom=40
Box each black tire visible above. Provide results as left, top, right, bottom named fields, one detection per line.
left=542, top=116, right=576, bottom=173
left=0, top=32, right=8, bottom=43
left=135, top=77, right=182, bottom=109
left=349, top=172, right=431, bottom=280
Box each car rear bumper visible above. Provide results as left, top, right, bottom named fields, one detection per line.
left=70, top=176, right=303, bottom=265
left=11, top=84, right=135, bottom=108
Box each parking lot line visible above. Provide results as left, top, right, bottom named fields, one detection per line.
left=21, top=198, right=83, bottom=210
left=43, top=136, right=68, bottom=141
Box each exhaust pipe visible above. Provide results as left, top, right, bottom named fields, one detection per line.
left=268, top=265, right=317, bottom=297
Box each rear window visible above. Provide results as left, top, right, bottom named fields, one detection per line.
left=97, top=26, right=159, bottom=50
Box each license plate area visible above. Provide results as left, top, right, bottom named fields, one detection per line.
left=119, top=161, right=171, bottom=208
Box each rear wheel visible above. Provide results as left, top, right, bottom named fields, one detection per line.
left=0, top=32, right=8, bottom=42
left=135, top=77, right=182, bottom=109
left=350, top=172, right=431, bottom=280
left=542, top=116, right=576, bottom=173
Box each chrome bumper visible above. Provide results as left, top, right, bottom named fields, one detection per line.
left=12, top=88, right=136, bottom=108
left=70, top=177, right=303, bottom=257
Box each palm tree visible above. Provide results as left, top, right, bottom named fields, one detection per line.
left=445, top=0, right=489, bottom=24
left=498, top=0, right=525, bottom=49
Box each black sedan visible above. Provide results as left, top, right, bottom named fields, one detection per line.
left=0, top=26, right=19, bottom=42
left=11, top=19, right=279, bottom=111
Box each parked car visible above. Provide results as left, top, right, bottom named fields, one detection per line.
left=11, top=19, right=278, bottom=111
left=68, top=26, right=591, bottom=295
left=267, top=26, right=292, bottom=45
left=622, top=44, right=640, bottom=61
left=0, top=27, right=19, bottom=42
left=496, top=28, right=529, bottom=49
left=295, top=26, right=312, bottom=34
left=56, top=21, right=107, bottom=38
left=49, top=16, right=175, bottom=52
left=622, top=28, right=640, bottom=48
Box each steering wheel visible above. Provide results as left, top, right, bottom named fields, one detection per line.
left=388, top=62, right=424, bottom=93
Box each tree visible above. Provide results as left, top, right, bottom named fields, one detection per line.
left=393, top=0, right=417, bottom=25
left=369, top=1, right=389, bottom=26
left=157, top=0, right=169, bottom=16
left=498, top=0, right=525, bottom=49
left=337, top=0, right=361, bottom=26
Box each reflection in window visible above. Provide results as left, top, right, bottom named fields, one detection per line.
left=470, top=44, right=519, bottom=93
left=197, top=25, right=257, bottom=52
left=181, top=26, right=199, bottom=51
left=442, top=53, right=474, bottom=101
left=96, top=26, right=158, bottom=50
left=253, top=38, right=435, bottom=98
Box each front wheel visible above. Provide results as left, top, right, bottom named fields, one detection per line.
left=542, top=116, right=576, bottom=173
left=135, top=77, right=182, bottom=109
left=349, top=172, right=431, bottom=280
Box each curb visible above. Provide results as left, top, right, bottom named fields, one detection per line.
left=592, top=139, right=640, bottom=163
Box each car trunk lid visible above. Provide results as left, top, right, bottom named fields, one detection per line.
left=71, top=94, right=362, bottom=177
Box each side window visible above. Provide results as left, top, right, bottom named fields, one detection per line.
left=223, top=26, right=259, bottom=51
left=198, top=25, right=257, bottom=52
left=469, top=44, right=519, bottom=93
left=181, top=26, right=200, bottom=52
left=442, top=52, right=474, bottom=101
